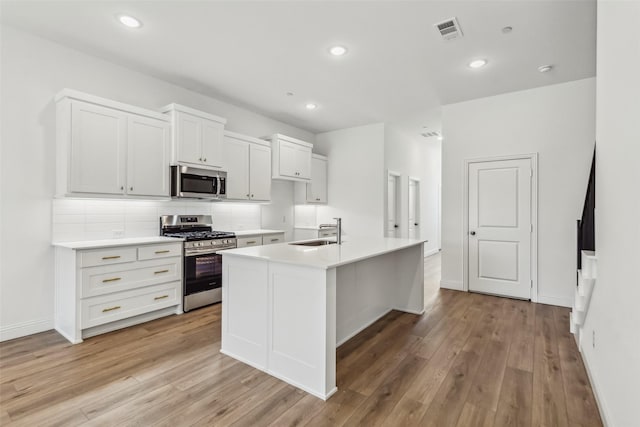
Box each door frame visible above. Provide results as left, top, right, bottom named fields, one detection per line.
left=385, top=170, right=401, bottom=237
left=407, top=176, right=421, bottom=238
left=462, top=153, right=539, bottom=302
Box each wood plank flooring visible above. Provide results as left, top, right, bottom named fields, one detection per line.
left=0, top=254, right=602, bottom=426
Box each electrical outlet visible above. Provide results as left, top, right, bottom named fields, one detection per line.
left=592, top=330, right=596, bottom=348
left=112, top=229, right=124, bottom=238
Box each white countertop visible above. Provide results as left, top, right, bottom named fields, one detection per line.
left=52, top=236, right=184, bottom=250
left=233, top=229, right=285, bottom=237
left=294, top=226, right=336, bottom=230
left=222, top=237, right=427, bottom=269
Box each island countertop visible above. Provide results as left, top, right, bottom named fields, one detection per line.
left=221, top=237, right=427, bottom=269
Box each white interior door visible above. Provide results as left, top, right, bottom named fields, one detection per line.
left=386, top=172, right=400, bottom=237
left=468, top=158, right=532, bottom=299
left=408, top=178, right=420, bottom=239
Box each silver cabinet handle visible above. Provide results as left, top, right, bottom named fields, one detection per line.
left=130, top=187, right=133, bottom=191
left=203, top=158, right=207, bottom=162
left=251, top=194, right=254, bottom=198
left=470, top=231, right=476, bottom=236
left=120, top=186, right=124, bottom=190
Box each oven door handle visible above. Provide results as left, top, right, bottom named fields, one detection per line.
left=184, top=249, right=223, bottom=257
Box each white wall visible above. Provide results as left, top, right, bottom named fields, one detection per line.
left=441, top=78, right=596, bottom=306
left=384, top=126, right=441, bottom=256
left=579, top=2, right=640, bottom=426
left=0, top=26, right=312, bottom=341
left=261, top=181, right=295, bottom=241
left=313, top=123, right=385, bottom=238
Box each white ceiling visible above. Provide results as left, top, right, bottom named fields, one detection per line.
left=0, top=1, right=596, bottom=136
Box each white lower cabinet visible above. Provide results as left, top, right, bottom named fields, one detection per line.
left=236, top=232, right=285, bottom=248
left=54, top=241, right=183, bottom=344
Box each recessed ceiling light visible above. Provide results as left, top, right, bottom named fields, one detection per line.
left=118, top=15, right=142, bottom=29
left=502, top=26, right=513, bottom=34
left=329, top=46, right=348, bottom=56
left=468, top=59, right=487, bottom=69
left=437, top=136, right=443, bottom=141
left=538, top=65, right=553, bottom=73
left=305, top=103, right=318, bottom=110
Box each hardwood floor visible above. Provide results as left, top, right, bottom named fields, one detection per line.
left=0, top=254, right=602, bottom=426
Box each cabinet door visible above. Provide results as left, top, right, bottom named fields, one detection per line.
left=222, top=136, right=250, bottom=200
left=249, top=144, right=271, bottom=201
left=127, top=116, right=170, bottom=197
left=277, top=140, right=300, bottom=178
left=201, top=118, right=224, bottom=168
left=70, top=102, right=126, bottom=194
left=176, top=112, right=202, bottom=165
left=307, top=157, right=327, bottom=203
left=295, top=144, right=312, bottom=179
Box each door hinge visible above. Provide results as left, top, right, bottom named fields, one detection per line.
left=530, top=224, right=533, bottom=233
left=529, top=169, right=533, bottom=177
left=531, top=280, right=533, bottom=288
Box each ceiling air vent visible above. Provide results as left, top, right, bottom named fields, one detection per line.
left=421, top=131, right=440, bottom=138
left=435, top=17, right=463, bottom=41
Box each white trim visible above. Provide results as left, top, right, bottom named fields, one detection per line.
left=55, top=89, right=169, bottom=121
left=537, top=295, right=572, bottom=308
left=161, top=103, right=227, bottom=124
left=266, top=133, right=313, bottom=148
left=407, top=177, right=421, bottom=240
left=462, top=153, right=539, bottom=301
left=0, top=318, right=53, bottom=342
left=440, top=280, right=464, bottom=291
left=579, top=346, right=612, bottom=427
left=224, top=130, right=270, bottom=147
left=424, top=248, right=440, bottom=258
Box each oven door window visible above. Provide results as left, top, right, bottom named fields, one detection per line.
left=181, top=174, right=218, bottom=195
left=185, top=252, right=222, bottom=294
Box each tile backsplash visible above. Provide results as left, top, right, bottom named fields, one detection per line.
left=52, top=198, right=262, bottom=242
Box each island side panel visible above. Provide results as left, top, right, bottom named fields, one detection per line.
left=393, top=244, right=425, bottom=314
left=267, top=263, right=337, bottom=400
left=335, top=255, right=395, bottom=346
left=221, top=254, right=269, bottom=370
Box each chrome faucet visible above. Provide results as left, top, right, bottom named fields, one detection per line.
left=320, top=217, right=342, bottom=245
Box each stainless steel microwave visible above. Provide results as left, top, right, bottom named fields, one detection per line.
left=170, top=165, right=227, bottom=200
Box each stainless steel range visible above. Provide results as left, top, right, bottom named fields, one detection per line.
left=160, top=215, right=236, bottom=312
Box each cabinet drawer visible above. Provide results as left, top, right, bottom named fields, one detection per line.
left=80, top=247, right=137, bottom=268
left=237, top=236, right=263, bottom=248
left=138, top=243, right=182, bottom=260
left=262, top=233, right=285, bottom=245
left=82, top=282, right=180, bottom=328
left=318, top=229, right=337, bottom=238
left=81, top=257, right=182, bottom=298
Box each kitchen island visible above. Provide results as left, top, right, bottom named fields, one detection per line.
left=220, top=237, right=426, bottom=400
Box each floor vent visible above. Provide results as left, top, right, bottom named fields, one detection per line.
left=435, top=17, right=463, bottom=41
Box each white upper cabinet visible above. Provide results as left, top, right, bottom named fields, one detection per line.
left=268, top=134, right=313, bottom=181
left=127, top=115, right=170, bottom=197
left=222, top=131, right=271, bottom=201
left=307, top=154, right=328, bottom=203
left=56, top=89, right=171, bottom=198
left=68, top=101, right=127, bottom=195
left=294, top=153, right=328, bottom=204
left=163, top=104, right=226, bottom=169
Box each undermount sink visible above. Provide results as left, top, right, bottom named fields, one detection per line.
left=289, top=240, right=337, bottom=247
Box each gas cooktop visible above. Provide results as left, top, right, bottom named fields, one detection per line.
left=163, top=230, right=236, bottom=241
left=160, top=215, right=235, bottom=241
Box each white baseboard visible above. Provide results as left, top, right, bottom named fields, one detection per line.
left=537, top=295, right=573, bottom=308
left=440, top=280, right=463, bottom=291
left=0, top=318, right=53, bottom=342
left=424, top=248, right=440, bottom=258
left=579, top=345, right=612, bottom=427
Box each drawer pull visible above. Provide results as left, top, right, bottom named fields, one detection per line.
left=154, top=295, right=169, bottom=300
left=101, top=255, right=121, bottom=260
left=154, top=250, right=171, bottom=254
left=102, top=277, right=122, bottom=283
left=154, top=269, right=169, bottom=275
left=102, top=306, right=121, bottom=313
left=247, top=241, right=257, bottom=244
left=270, top=238, right=279, bottom=242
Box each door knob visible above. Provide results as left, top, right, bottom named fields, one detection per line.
left=414, top=223, right=419, bottom=226
left=470, top=231, right=476, bottom=236
left=394, top=224, right=399, bottom=228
